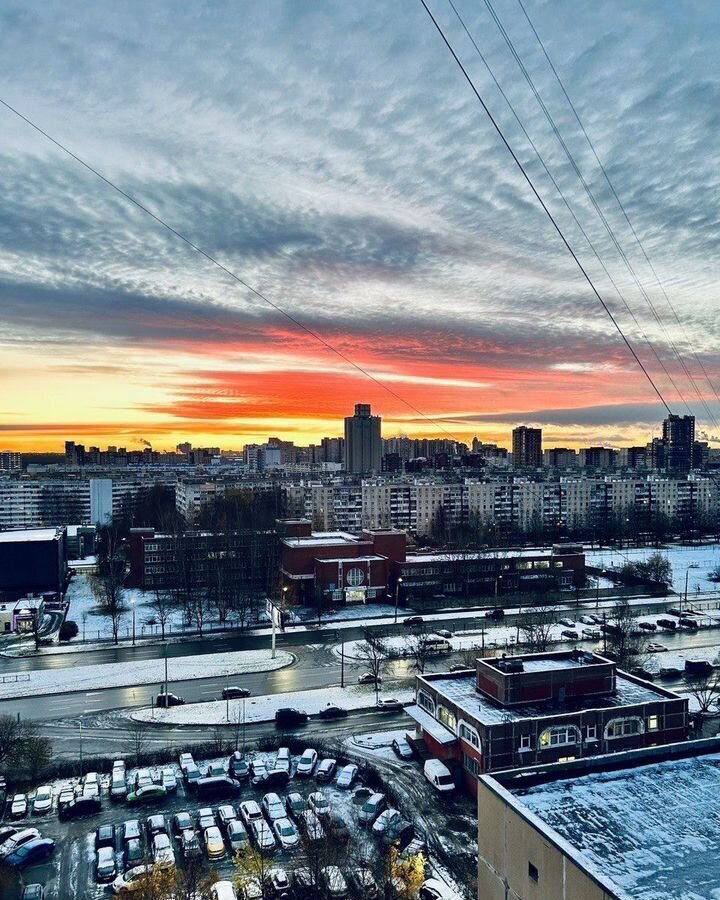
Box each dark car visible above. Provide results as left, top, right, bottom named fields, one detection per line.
left=318, top=705, right=348, bottom=720
left=222, top=686, right=250, bottom=699
left=59, top=795, right=101, bottom=820
left=95, top=823, right=115, bottom=849
left=403, top=616, right=424, bottom=627
left=156, top=692, right=185, bottom=707
left=637, top=621, right=657, bottom=632
left=291, top=867, right=318, bottom=900
left=6, top=838, right=56, bottom=868
left=195, top=775, right=241, bottom=798
left=685, top=659, right=713, bottom=676
left=484, top=608, right=505, bottom=620
left=264, top=769, right=291, bottom=788
left=679, top=617, right=699, bottom=630
left=657, top=618, right=678, bottom=630
left=124, top=838, right=143, bottom=869
left=22, top=886, right=44, bottom=900
left=327, top=813, right=350, bottom=842
left=392, top=738, right=414, bottom=760
left=229, top=753, right=250, bottom=781
left=172, top=811, right=193, bottom=837
left=274, top=708, right=308, bottom=728
left=659, top=666, right=683, bottom=680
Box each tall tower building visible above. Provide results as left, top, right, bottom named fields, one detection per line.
left=344, top=403, right=382, bottom=473
left=512, top=426, right=543, bottom=468
left=662, top=414, right=695, bottom=473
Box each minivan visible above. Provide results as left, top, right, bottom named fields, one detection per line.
left=358, top=792, right=386, bottom=826
left=423, top=759, right=455, bottom=793
left=195, top=775, right=241, bottom=798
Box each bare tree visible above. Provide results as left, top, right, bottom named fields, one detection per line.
left=0, top=715, right=52, bottom=779
left=518, top=605, right=558, bottom=652
left=147, top=573, right=173, bottom=640
left=355, top=632, right=390, bottom=704
left=90, top=524, right=127, bottom=644
left=125, top=719, right=150, bottom=766
left=403, top=629, right=435, bottom=675
left=604, top=598, right=648, bottom=670
left=174, top=856, right=218, bottom=900
left=685, top=670, right=720, bottom=718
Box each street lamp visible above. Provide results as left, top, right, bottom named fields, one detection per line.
left=683, top=563, right=700, bottom=613
left=131, top=598, right=136, bottom=646
left=394, top=577, right=403, bottom=625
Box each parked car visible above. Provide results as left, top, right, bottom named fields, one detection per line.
left=423, top=759, right=455, bottom=793
left=161, top=768, right=177, bottom=793
left=10, top=794, right=28, bottom=818
left=300, top=809, right=325, bottom=843
left=222, top=686, right=250, bottom=699
left=22, top=886, right=44, bottom=900
left=296, top=748, right=318, bottom=777
left=229, top=753, right=250, bottom=781
left=0, top=829, right=41, bottom=860
left=638, top=621, right=658, bottom=632
left=83, top=772, right=100, bottom=798
left=680, top=617, right=700, bottom=629
left=392, top=738, right=413, bottom=760
left=630, top=667, right=655, bottom=681
left=320, top=865, right=349, bottom=899
left=435, top=628, right=453, bottom=639
left=59, top=795, right=102, bottom=820
left=372, top=808, right=401, bottom=835
left=96, top=823, right=116, bottom=849
left=403, top=616, right=424, bottom=627
left=348, top=868, right=380, bottom=899
left=146, top=814, right=167, bottom=840
left=578, top=615, right=595, bottom=625
left=419, top=878, right=459, bottom=900
left=152, top=833, right=175, bottom=869
left=122, top=820, right=141, bottom=843
left=239, top=800, right=264, bottom=827
left=307, top=792, right=330, bottom=819
left=484, top=608, right=504, bottom=620
left=156, top=692, right=185, bottom=707
left=196, top=776, right=241, bottom=798
left=32, top=785, right=53, bottom=815
left=96, top=846, right=117, bottom=882
left=273, top=817, right=300, bottom=850
left=5, top=838, right=56, bottom=868
left=264, top=868, right=291, bottom=900
left=250, top=819, right=276, bottom=852
left=204, top=826, right=226, bottom=860
left=274, top=708, right=308, bottom=728
left=127, top=784, right=167, bottom=805
left=184, top=764, right=202, bottom=791
left=359, top=792, right=387, bottom=826
left=316, top=758, right=337, bottom=782
left=0, top=827, right=17, bottom=846
left=262, top=792, right=286, bottom=822
left=657, top=618, right=678, bottom=630
left=336, top=764, right=359, bottom=789
left=647, top=642, right=668, bottom=653
left=292, top=868, right=318, bottom=900
left=57, top=787, right=75, bottom=813
left=581, top=628, right=602, bottom=640
left=206, top=762, right=226, bottom=777
left=561, top=629, right=579, bottom=640
left=377, top=697, right=404, bottom=711
left=180, top=830, right=203, bottom=862
left=285, top=792, right=307, bottom=820
left=660, top=666, right=683, bottom=679
left=318, top=705, right=348, bottom=720
left=383, top=814, right=413, bottom=848
left=249, top=760, right=268, bottom=784
left=110, top=770, right=128, bottom=800
left=227, top=820, right=250, bottom=853
left=124, top=838, right=144, bottom=869
left=217, top=805, right=238, bottom=831
left=179, top=752, right=195, bottom=772
left=358, top=672, right=381, bottom=685
left=327, top=813, right=350, bottom=842
left=558, top=617, right=575, bottom=628
left=172, top=811, right=194, bottom=837
left=238, top=878, right=263, bottom=900
left=112, top=864, right=154, bottom=895
left=197, top=808, right=216, bottom=831
left=210, top=882, right=238, bottom=900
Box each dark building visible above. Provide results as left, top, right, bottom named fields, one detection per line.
left=408, top=650, right=688, bottom=795
left=0, top=527, right=68, bottom=596
left=344, top=403, right=382, bottom=473
left=512, top=426, right=543, bottom=468
left=579, top=446, right=617, bottom=469
left=662, top=414, right=695, bottom=473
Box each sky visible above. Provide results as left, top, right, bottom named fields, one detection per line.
left=1, top=0, right=719, bottom=452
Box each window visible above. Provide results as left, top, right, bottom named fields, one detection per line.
left=605, top=717, right=644, bottom=739
left=647, top=715, right=659, bottom=731
left=539, top=725, right=580, bottom=749
left=586, top=724, right=597, bottom=740
left=418, top=691, right=435, bottom=715
left=459, top=721, right=481, bottom=750
left=346, top=567, right=365, bottom=587
left=463, top=753, right=481, bottom=777
left=437, top=705, right=457, bottom=732
left=519, top=734, right=531, bottom=749
left=528, top=862, right=539, bottom=883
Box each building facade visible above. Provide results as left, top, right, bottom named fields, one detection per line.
left=512, top=427, right=543, bottom=469
left=0, top=527, right=68, bottom=596
left=344, top=404, right=382, bottom=473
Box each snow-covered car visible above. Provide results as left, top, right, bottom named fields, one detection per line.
left=197, top=808, right=216, bottom=831
left=300, top=809, right=325, bottom=843
left=359, top=792, right=387, bottom=826
left=419, top=877, right=461, bottom=900
left=296, top=748, right=318, bottom=777
left=122, top=819, right=141, bottom=843
left=210, top=882, right=239, bottom=900
left=146, top=814, right=167, bottom=839
left=96, top=823, right=116, bottom=848
left=558, top=618, right=575, bottom=628
left=264, top=869, right=291, bottom=900
left=285, top=792, right=307, bottom=819
left=57, top=787, right=75, bottom=813
left=179, top=753, right=194, bottom=772
left=152, top=833, right=175, bottom=869
left=0, top=829, right=41, bottom=860
left=561, top=629, right=580, bottom=640
left=273, top=817, right=300, bottom=850
left=217, top=805, right=238, bottom=831
left=112, top=864, right=153, bottom=895
left=206, top=762, right=226, bottom=777
left=250, top=819, right=276, bottom=852
left=239, top=800, right=264, bottom=827
left=262, top=792, right=286, bottom=822
left=348, top=868, right=380, bottom=899
left=581, top=627, right=602, bottom=640
left=96, top=846, right=117, bottom=882
left=274, top=748, right=291, bottom=775
left=316, top=759, right=337, bottom=782
left=377, top=697, right=403, bottom=711
left=327, top=813, right=350, bottom=842
left=358, top=672, right=381, bottom=685
left=180, top=830, right=202, bottom=862
left=161, top=768, right=177, bottom=793
left=229, top=753, right=250, bottom=781
left=238, top=877, right=263, bottom=900
left=32, top=785, right=53, bottom=815
left=336, top=764, right=359, bottom=789
left=172, top=811, right=193, bottom=837
left=249, top=760, right=268, bottom=785
left=307, top=792, right=330, bottom=818
left=392, top=738, right=413, bottom=760
left=320, top=866, right=348, bottom=899
left=125, top=838, right=144, bottom=869
left=227, top=820, right=249, bottom=853
left=204, top=826, right=226, bottom=860
left=578, top=616, right=595, bottom=625
left=372, top=808, right=401, bottom=835
left=10, top=794, right=28, bottom=819
left=435, top=628, right=453, bottom=639
left=648, top=642, right=668, bottom=653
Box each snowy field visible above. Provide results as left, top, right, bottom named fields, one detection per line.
left=131, top=683, right=414, bottom=726
left=0, top=648, right=293, bottom=699
left=587, top=543, right=720, bottom=595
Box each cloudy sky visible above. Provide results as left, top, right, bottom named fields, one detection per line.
left=1, top=0, right=719, bottom=451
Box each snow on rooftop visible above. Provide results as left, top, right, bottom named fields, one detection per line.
left=282, top=531, right=361, bottom=547
left=515, top=751, right=720, bottom=899
left=0, top=527, right=61, bottom=543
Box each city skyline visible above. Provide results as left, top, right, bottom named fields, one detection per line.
left=2, top=2, right=720, bottom=452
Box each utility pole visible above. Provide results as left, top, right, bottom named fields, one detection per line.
left=164, top=645, right=168, bottom=698
left=341, top=639, right=345, bottom=688
left=225, top=672, right=230, bottom=723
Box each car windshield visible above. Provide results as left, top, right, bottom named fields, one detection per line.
left=279, top=824, right=295, bottom=836
left=437, top=775, right=454, bottom=786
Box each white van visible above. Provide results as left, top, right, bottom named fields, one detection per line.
left=421, top=635, right=453, bottom=654
left=210, top=881, right=237, bottom=900
left=423, top=759, right=455, bottom=793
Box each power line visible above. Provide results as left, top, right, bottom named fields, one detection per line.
left=419, top=0, right=671, bottom=413
left=0, top=96, right=461, bottom=443
left=444, top=0, right=690, bottom=415
left=515, top=0, right=720, bottom=421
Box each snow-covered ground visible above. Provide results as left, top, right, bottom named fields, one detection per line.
left=0, top=648, right=293, bottom=700
left=131, top=683, right=414, bottom=726
left=587, top=543, right=720, bottom=595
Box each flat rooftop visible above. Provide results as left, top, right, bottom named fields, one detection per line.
left=0, top=528, right=61, bottom=543
left=405, top=547, right=582, bottom=564
left=425, top=671, right=670, bottom=726
left=282, top=532, right=361, bottom=548
left=509, top=749, right=720, bottom=899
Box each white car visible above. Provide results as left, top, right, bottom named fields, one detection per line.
left=10, top=794, right=28, bottom=818
left=96, top=846, right=117, bottom=882
left=648, top=642, right=668, bottom=653
left=274, top=748, right=291, bottom=775
left=83, top=772, right=100, bottom=798
left=262, top=793, right=286, bottom=822
left=112, top=864, right=153, bottom=895
left=320, top=866, right=348, bottom=899
left=301, top=809, right=326, bottom=843
left=373, top=808, right=401, bottom=835
left=581, top=627, right=602, bottom=640
left=204, top=825, right=226, bottom=860
left=198, top=808, right=216, bottom=831
left=227, top=820, right=249, bottom=853
left=250, top=819, right=276, bottom=852
left=307, top=792, right=330, bottom=819
left=296, top=748, right=318, bottom=777
left=152, top=833, right=175, bottom=869
left=32, top=785, right=53, bottom=815
left=578, top=615, right=596, bottom=625
left=336, top=764, right=359, bottom=789
left=161, top=768, right=177, bottom=792
left=0, top=828, right=40, bottom=859
left=273, top=817, right=300, bottom=850
left=239, top=800, right=264, bottom=827
left=210, top=882, right=238, bottom=900
left=558, top=618, right=575, bottom=628
left=179, top=753, right=194, bottom=772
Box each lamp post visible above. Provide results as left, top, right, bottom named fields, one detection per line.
left=131, top=598, right=136, bottom=646
left=683, top=563, right=699, bottom=613
left=394, top=577, right=403, bottom=625
left=225, top=671, right=230, bottom=723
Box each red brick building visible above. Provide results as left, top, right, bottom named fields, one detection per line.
left=407, top=650, right=688, bottom=795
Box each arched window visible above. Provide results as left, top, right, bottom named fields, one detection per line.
left=437, top=705, right=457, bottom=732
left=417, top=691, right=435, bottom=716
left=458, top=720, right=481, bottom=751
left=605, top=717, right=645, bottom=740
left=538, top=724, right=581, bottom=749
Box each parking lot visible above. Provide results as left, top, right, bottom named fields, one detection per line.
left=0, top=740, right=466, bottom=899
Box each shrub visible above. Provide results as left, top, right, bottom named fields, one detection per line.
left=59, top=620, right=79, bottom=642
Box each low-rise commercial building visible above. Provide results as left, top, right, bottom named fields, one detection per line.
left=407, top=650, right=687, bottom=796
left=0, top=527, right=67, bottom=595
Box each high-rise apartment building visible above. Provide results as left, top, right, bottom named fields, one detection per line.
left=512, top=426, right=543, bottom=468
left=344, top=404, right=382, bottom=473
left=662, top=414, right=695, bottom=473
